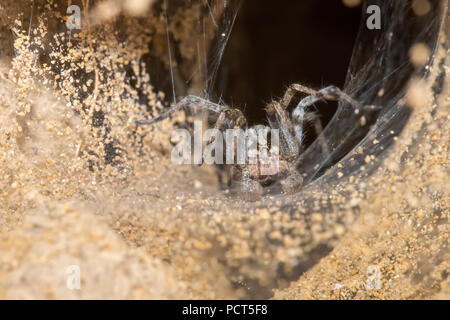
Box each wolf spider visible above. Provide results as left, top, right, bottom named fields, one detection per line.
left=137, top=84, right=377, bottom=201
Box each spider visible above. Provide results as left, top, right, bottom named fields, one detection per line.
left=137, top=84, right=378, bottom=201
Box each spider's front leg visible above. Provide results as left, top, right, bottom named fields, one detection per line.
left=136, top=95, right=233, bottom=126
left=275, top=84, right=355, bottom=194
left=136, top=95, right=250, bottom=192
left=265, top=96, right=304, bottom=195
left=214, top=108, right=247, bottom=189
left=293, top=84, right=380, bottom=113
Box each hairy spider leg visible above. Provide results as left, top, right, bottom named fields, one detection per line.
left=136, top=95, right=230, bottom=126
left=291, top=85, right=377, bottom=155
left=265, top=99, right=303, bottom=195
left=265, top=84, right=360, bottom=195
left=211, top=107, right=248, bottom=189
left=266, top=101, right=300, bottom=162
left=292, top=84, right=360, bottom=108
left=293, top=85, right=382, bottom=118
left=264, top=83, right=336, bottom=161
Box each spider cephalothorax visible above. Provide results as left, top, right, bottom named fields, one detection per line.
left=137, top=84, right=378, bottom=201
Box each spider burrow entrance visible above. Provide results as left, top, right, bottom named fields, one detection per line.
left=136, top=82, right=378, bottom=201
left=137, top=1, right=381, bottom=201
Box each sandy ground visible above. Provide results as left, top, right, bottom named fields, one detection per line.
left=0, top=1, right=448, bottom=299
left=0, top=69, right=448, bottom=299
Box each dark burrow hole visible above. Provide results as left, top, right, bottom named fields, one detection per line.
left=211, top=0, right=362, bottom=147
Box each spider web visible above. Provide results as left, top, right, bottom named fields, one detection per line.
left=203, top=0, right=242, bottom=99
left=164, top=0, right=242, bottom=102
left=165, top=0, right=447, bottom=189
left=296, top=0, right=448, bottom=185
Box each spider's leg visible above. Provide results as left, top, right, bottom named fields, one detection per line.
left=290, top=104, right=307, bottom=147
left=267, top=109, right=304, bottom=195
left=229, top=108, right=247, bottom=129
left=280, top=85, right=301, bottom=109
left=207, top=107, right=240, bottom=154
left=214, top=111, right=228, bottom=130
left=281, top=83, right=342, bottom=107
left=136, top=95, right=228, bottom=126
left=288, top=85, right=355, bottom=153
left=210, top=108, right=247, bottom=189
left=292, top=85, right=381, bottom=155
left=280, top=83, right=328, bottom=108
left=279, top=84, right=337, bottom=147
left=266, top=101, right=300, bottom=161
left=209, top=110, right=228, bottom=144
left=281, top=84, right=325, bottom=107
left=295, top=85, right=360, bottom=109
left=269, top=83, right=333, bottom=195
left=265, top=101, right=304, bottom=194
